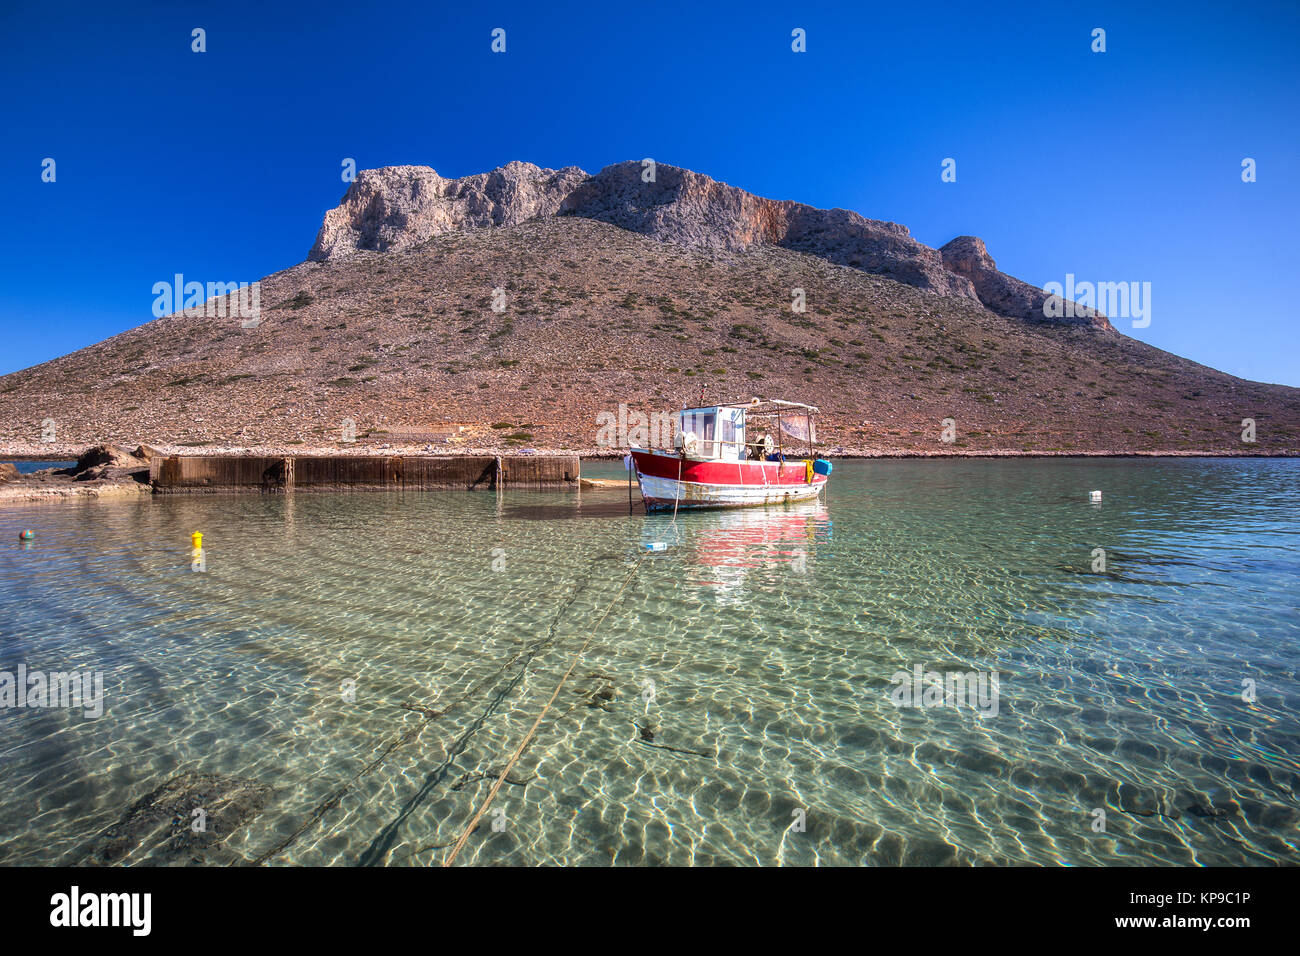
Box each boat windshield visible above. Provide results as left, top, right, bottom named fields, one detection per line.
left=681, top=410, right=716, bottom=446
left=681, top=407, right=747, bottom=459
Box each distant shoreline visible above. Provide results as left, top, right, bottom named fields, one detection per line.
left=4, top=444, right=1297, bottom=461
left=3, top=444, right=1294, bottom=505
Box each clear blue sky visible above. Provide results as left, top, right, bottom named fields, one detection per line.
left=2, top=0, right=1297, bottom=384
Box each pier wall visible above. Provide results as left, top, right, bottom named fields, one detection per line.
left=151, top=455, right=578, bottom=494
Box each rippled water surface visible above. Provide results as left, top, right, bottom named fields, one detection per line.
left=1, top=459, right=1297, bottom=865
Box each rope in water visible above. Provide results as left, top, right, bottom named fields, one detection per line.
left=441, top=556, right=644, bottom=866
left=251, top=555, right=612, bottom=866
left=671, top=454, right=683, bottom=522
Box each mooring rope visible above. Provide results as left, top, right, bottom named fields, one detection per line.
left=358, top=555, right=614, bottom=866
left=671, top=454, right=683, bottom=522
left=441, top=557, right=644, bottom=866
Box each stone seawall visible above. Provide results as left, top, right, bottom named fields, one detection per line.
left=150, top=455, right=578, bottom=493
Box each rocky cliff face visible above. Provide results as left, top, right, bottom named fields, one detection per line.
left=309, top=159, right=1107, bottom=329
left=308, top=161, right=587, bottom=260
left=940, top=236, right=1112, bottom=331
left=560, top=162, right=976, bottom=300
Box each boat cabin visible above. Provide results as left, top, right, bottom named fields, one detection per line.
left=678, top=405, right=746, bottom=460
left=675, top=398, right=819, bottom=462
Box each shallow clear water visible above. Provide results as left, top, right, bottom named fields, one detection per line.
left=1, top=459, right=1297, bottom=866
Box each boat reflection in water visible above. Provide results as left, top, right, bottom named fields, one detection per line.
left=641, top=501, right=832, bottom=603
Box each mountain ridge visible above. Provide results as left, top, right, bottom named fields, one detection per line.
left=310, top=160, right=1110, bottom=331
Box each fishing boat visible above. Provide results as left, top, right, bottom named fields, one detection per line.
left=630, top=397, right=832, bottom=511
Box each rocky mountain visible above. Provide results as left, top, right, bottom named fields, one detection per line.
left=0, top=161, right=1295, bottom=457
left=310, top=161, right=1103, bottom=327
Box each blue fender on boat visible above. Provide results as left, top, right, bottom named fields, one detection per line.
left=813, top=459, right=833, bottom=476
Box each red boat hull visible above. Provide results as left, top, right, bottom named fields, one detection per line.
left=631, top=449, right=828, bottom=510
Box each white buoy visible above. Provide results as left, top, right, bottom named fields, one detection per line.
left=1089, top=490, right=1102, bottom=502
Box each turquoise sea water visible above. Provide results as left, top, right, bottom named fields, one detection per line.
left=3, top=460, right=76, bottom=475
left=0, top=459, right=1297, bottom=866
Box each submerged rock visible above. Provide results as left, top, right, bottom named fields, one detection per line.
left=81, top=771, right=273, bottom=865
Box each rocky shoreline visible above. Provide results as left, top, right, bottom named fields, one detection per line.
left=3, top=440, right=1294, bottom=506
left=0, top=445, right=153, bottom=504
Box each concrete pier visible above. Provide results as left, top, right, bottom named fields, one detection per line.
left=151, top=455, right=579, bottom=494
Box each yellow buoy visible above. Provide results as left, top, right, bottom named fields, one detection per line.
left=191, top=531, right=203, bottom=549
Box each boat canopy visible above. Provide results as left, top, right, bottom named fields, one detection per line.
left=710, top=397, right=820, bottom=414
